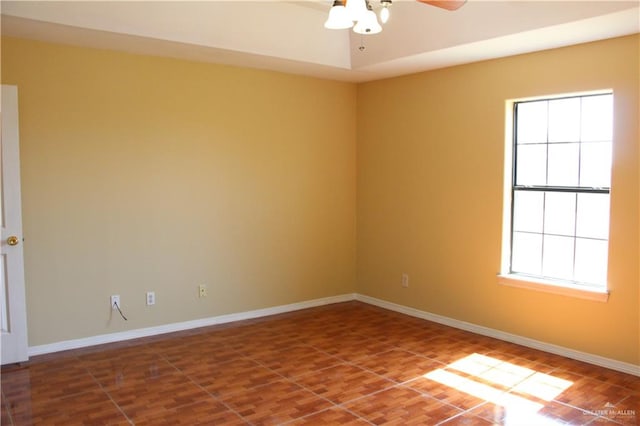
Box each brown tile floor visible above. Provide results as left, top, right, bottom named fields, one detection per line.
left=1, top=301, right=638, bottom=425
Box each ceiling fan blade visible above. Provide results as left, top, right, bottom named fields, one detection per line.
left=417, top=0, right=467, bottom=11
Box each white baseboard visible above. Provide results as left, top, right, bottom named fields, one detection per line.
left=28, top=293, right=356, bottom=357
left=28, top=292, right=640, bottom=377
left=355, top=294, right=640, bottom=377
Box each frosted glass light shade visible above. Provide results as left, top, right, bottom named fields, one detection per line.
left=380, top=6, right=390, bottom=23
left=325, top=4, right=353, bottom=29
left=353, top=9, right=382, bottom=34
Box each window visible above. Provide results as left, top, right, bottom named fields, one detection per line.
left=504, top=93, right=612, bottom=295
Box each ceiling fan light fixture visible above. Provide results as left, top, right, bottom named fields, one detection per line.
left=324, top=0, right=353, bottom=29
left=327, top=0, right=466, bottom=36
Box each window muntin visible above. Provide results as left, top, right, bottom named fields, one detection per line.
left=510, top=93, right=612, bottom=289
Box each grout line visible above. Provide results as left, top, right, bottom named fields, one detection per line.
left=181, top=373, right=255, bottom=426
left=150, top=343, right=256, bottom=424
left=1, top=389, right=16, bottom=426
left=84, top=365, right=135, bottom=425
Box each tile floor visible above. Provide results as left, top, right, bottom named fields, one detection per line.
left=1, top=301, right=638, bottom=425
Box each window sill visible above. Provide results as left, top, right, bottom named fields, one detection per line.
left=497, top=274, right=609, bottom=302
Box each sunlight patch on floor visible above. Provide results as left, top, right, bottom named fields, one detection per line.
left=423, top=353, right=574, bottom=424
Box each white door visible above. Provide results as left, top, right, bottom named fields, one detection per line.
left=1, top=85, right=29, bottom=364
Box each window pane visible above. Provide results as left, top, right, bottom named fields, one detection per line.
left=512, top=232, right=542, bottom=275
left=544, top=192, right=576, bottom=237
left=547, top=143, right=579, bottom=187
left=517, top=101, right=548, bottom=144
left=576, top=193, right=610, bottom=240
left=581, top=95, right=612, bottom=142
left=580, top=142, right=612, bottom=188
left=513, top=191, right=543, bottom=233
left=548, top=98, right=580, bottom=143
left=516, top=144, right=547, bottom=186
left=574, top=238, right=608, bottom=285
left=542, top=235, right=574, bottom=281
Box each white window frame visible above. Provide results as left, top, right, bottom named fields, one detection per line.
left=499, top=91, right=612, bottom=302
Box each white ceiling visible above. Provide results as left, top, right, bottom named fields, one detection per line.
left=2, top=0, right=639, bottom=82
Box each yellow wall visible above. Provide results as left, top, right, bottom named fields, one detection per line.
left=1, top=37, right=357, bottom=345
left=357, top=35, right=639, bottom=365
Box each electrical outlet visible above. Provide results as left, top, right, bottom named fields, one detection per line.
left=146, top=291, right=155, bottom=306
left=198, top=284, right=207, bottom=298
left=110, top=295, right=120, bottom=310
left=401, top=273, right=409, bottom=288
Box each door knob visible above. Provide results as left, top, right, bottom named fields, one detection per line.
left=6, top=236, right=19, bottom=246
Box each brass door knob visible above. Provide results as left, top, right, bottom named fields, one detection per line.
left=6, top=236, right=19, bottom=246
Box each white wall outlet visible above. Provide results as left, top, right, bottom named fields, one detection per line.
left=401, top=273, right=409, bottom=288
left=110, top=295, right=120, bottom=310
left=146, top=291, right=155, bottom=306
left=198, top=284, right=207, bottom=298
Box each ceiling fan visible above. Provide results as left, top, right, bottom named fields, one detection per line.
left=417, top=0, right=466, bottom=11
left=325, top=0, right=466, bottom=34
